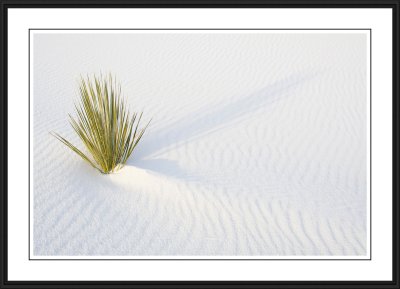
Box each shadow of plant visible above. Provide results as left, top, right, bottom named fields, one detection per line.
left=126, top=71, right=321, bottom=179
left=127, top=157, right=198, bottom=181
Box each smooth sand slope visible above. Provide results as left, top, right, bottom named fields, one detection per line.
left=32, top=32, right=368, bottom=256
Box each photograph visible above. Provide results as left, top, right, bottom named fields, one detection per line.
left=2, top=1, right=399, bottom=287
left=31, top=31, right=369, bottom=258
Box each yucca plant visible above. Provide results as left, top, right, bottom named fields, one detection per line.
left=51, top=74, right=151, bottom=174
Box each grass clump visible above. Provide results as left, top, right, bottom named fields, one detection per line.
left=52, top=74, right=151, bottom=174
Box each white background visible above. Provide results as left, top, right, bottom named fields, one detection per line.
left=31, top=30, right=369, bottom=258
left=7, top=8, right=392, bottom=281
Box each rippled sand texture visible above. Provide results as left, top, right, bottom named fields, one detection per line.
left=32, top=32, right=368, bottom=256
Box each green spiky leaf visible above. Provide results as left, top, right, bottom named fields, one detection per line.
left=52, top=74, right=151, bottom=174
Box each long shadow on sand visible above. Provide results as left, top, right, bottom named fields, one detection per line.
left=127, top=71, right=321, bottom=179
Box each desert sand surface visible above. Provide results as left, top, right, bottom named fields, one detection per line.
left=32, top=32, right=368, bottom=257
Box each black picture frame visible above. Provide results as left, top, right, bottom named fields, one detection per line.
left=1, top=1, right=399, bottom=288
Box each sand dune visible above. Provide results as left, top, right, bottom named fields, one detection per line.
left=32, top=32, right=367, bottom=257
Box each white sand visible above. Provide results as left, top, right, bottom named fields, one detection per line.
left=32, top=32, right=368, bottom=257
